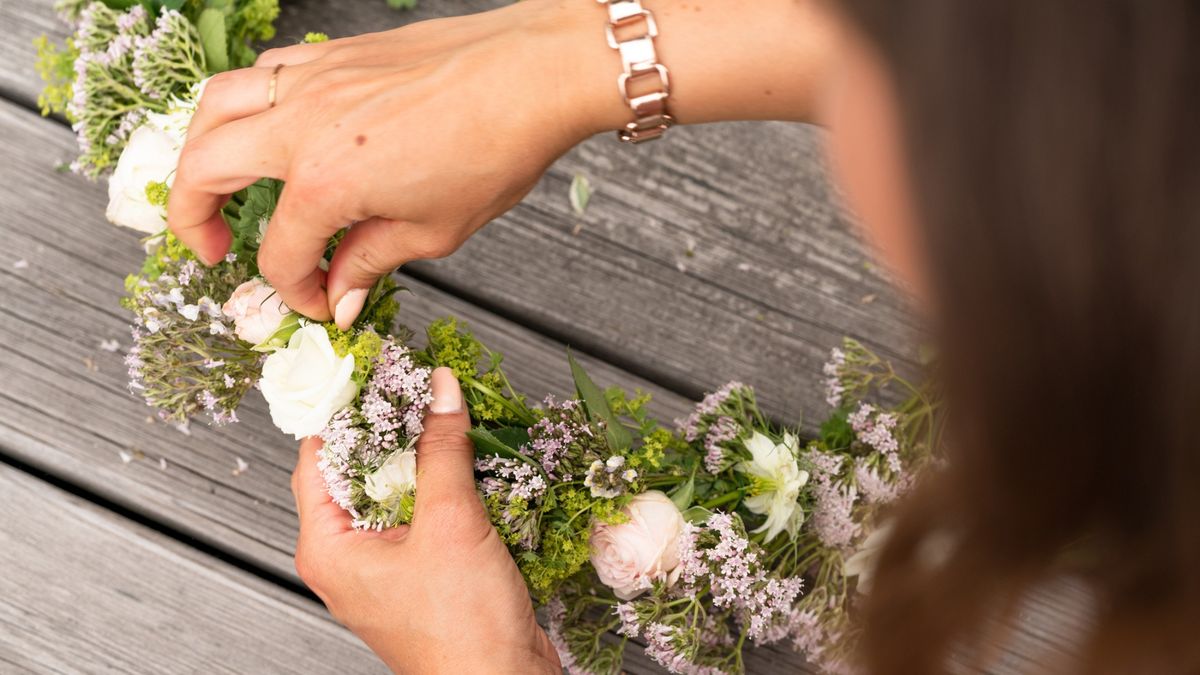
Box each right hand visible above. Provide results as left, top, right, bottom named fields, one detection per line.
left=168, top=0, right=835, bottom=327
left=169, top=0, right=619, bottom=327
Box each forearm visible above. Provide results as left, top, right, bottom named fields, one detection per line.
left=533, top=0, right=838, bottom=137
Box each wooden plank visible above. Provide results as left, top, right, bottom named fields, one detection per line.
left=0, top=92, right=691, bottom=584
left=0, top=4, right=1089, bottom=671
left=0, top=462, right=388, bottom=674
left=1, top=0, right=918, bottom=429
left=0, top=95, right=745, bottom=674
left=0, top=97, right=1093, bottom=674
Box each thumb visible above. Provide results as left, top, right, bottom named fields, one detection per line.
left=412, top=367, right=481, bottom=519
left=292, top=437, right=355, bottom=538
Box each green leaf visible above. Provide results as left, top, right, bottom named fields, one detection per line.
left=568, top=352, right=632, bottom=451
left=489, top=426, right=531, bottom=450
left=568, top=173, right=592, bottom=216
left=681, top=506, right=712, bottom=525
left=467, top=427, right=537, bottom=469
left=668, top=475, right=695, bottom=511
left=228, top=178, right=283, bottom=266
left=250, top=312, right=300, bottom=352
left=197, top=8, right=229, bottom=73
left=819, top=409, right=854, bottom=450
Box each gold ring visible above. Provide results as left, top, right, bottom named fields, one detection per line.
left=267, top=63, right=284, bottom=108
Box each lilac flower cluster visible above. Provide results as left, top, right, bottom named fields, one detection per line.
left=823, top=347, right=847, bottom=408
left=124, top=253, right=257, bottom=427
left=676, top=513, right=805, bottom=643
left=848, top=402, right=912, bottom=505
left=848, top=403, right=900, bottom=459
left=677, top=381, right=751, bottom=474
left=523, top=397, right=607, bottom=480
left=853, top=462, right=903, bottom=505
left=642, top=623, right=727, bottom=675
left=780, top=608, right=854, bottom=675
left=131, top=10, right=207, bottom=102
left=545, top=597, right=596, bottom=675
left=476, top=456, right=548, bottom=502
left=62, top=3, right=203, bottom=177
left=806, top=451, right=861, bottom=550
left=316, top=339, right=432, bottom=529
left=359, top=341, right=432, bottom=446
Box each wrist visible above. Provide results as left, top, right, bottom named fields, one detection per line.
left=524, top=0, right=839, bottom=140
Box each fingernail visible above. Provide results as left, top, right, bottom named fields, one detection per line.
left=333, top=288, right=368, bottom=331
left=429, top=367, right=463, bottom=414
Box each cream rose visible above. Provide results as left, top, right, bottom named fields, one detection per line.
left=364, top=450, right=417, bottom=502
left=590, top=490, right=686, bottom=600
left=104, top=107, right=191, bottom=234
left=260, top=324, right=358, bottom=439
left=222, top=278, right=292, bottom=345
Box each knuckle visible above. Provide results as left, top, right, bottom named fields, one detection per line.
left=204, top=70, right=237, bottom=96
left=255, top=47, right=286, bottom=67
left=351, top=244, right=397, bottom=276
left=255, top=246, right=284, bottom=281
left=416, top=428, right=470, bottom=455
left=409, top=237, right=457, bottom=261
left=418, top=497, right=492, bottom=545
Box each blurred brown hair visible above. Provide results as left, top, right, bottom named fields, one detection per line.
left=832, top=1, right=1200, bottom=672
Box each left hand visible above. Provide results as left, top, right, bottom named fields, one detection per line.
left=290, top=367, right=560, bottom=674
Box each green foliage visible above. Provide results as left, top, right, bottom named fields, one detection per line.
left=819, top=407, right=854, bottom=450
left=325, top=326, right=384, bottom=386
left=196, top=8, right=229, bottom=72
left=425, top=318, right=532, bottom=426
left=569, top=353, right=633, bottom=451
left=304, top=32, right=329, bottom=44
left=425, top=317, right=483, bottom=382
left=518, top=487, right=626, bottom=601
left=198, top=0, right=280, bottom=70
left=630, top=428, right=676, bottom=472
left=33, top=36, right=78, bottom=118
left=227, top=177, right=282, bottom=267
left=144, top=180, right=171, bottom=209
left=386, top=0, right=418, bottom=9
left=129, top=233, right=196, bottom=288
left=569, top=173, right=592, bottom=216
left=364, top=281, right=404, bottom=337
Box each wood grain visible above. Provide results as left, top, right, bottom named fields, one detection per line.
left=0, top=0, right=919, bottom=429
left=0, top=94, right=755, bottom=674
left=0, top=2, right=1093, bottom=673
left=0, top=462, right=389, bottom=674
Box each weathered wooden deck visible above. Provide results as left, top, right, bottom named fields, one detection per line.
left=0, top=1, right=1091, bottom=673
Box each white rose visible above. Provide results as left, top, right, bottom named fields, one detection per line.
left=590, top=490, right=686, bottom=600
left=364, top=450, right=417, bottom=502
left=222, top=278, right=292, bottom=345
left=260, top=324, right=358, bottom=439
left=104, top=107, right=192, bottom=234
left=738, top=431, right=809, bottom=543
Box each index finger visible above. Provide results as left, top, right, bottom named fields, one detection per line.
left=168, top=111, right=292, bottom=265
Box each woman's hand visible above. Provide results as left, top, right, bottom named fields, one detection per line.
left=168, top=0, right=836, bottom=327
left=170, top=0, right=617, bottom=326
left=290, top=368, right=560, bottom=674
